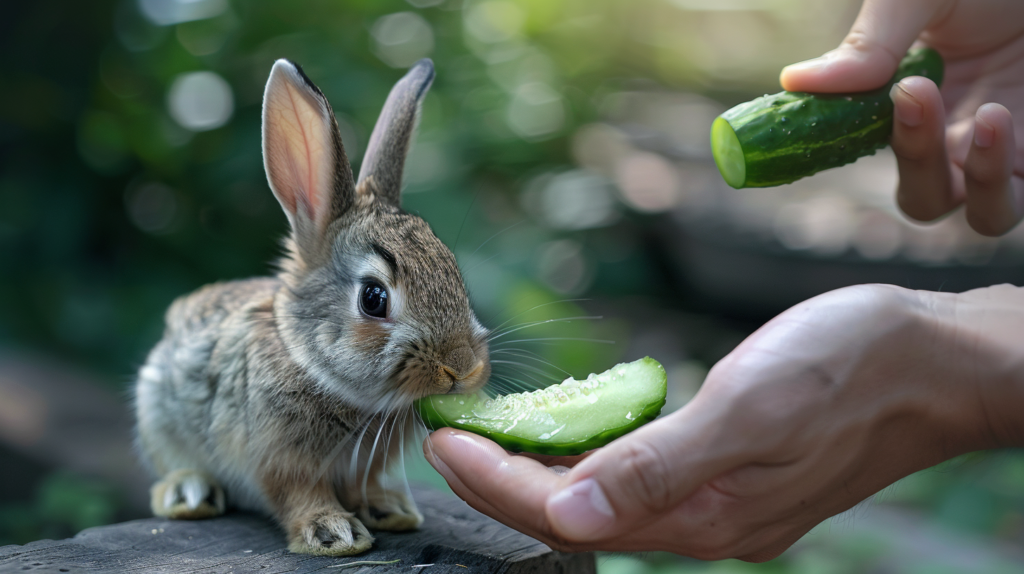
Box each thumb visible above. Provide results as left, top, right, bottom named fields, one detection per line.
left=543, top=398, right=739, bottom=542
left=780, top=0, right=943, bottom=93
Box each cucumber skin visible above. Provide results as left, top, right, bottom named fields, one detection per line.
left=719, top=47, right=944, bottom=188
left=417, top=358, right=667, bottom=456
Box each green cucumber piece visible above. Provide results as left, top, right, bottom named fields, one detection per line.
left=417, top=357, right=667, bottom=456
left=712, top=47, right=944, bottom=188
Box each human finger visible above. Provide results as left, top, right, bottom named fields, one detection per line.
left=963, top=103, right=1023, bottom=236
left=542, top=395, right=749, bottom=543
left=425, top=425, right=752, bottom=553
left=889, top=76, right=959, bottom=221
left=423, top=433, right=557, bottom=536
left=423, top=435, right=534, bottom=532
left=425, top=429, right=702, bottom=552
left=780, top=0, right=942, bottom=93
left=424, top=429, right=573, bottom=542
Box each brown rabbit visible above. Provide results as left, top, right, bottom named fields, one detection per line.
left=134, top=59, right=491, bottom=556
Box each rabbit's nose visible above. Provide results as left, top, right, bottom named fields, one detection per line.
left=441, top=346, right=477, bottom=381
left=439, top=361, right=484, bottom=383
left=433, top=346, right=484, bottom=393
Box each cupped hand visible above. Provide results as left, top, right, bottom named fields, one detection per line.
left=424, top=284, right=1024, bottom=561
left=781, top=0, right=1024, bottom=236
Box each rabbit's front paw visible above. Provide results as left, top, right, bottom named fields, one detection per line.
left=151, top=469, right=225, bottom=519
left=359, top=494, right=423, bottom=532
left=288, top=511, right=374, bottom=556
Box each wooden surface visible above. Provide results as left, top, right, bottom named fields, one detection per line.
left=0, top=487, right=594, bottom=574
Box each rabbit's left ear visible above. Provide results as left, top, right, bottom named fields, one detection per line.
left=263, top=59, right=355, bottom=266
left=356, top=59, right=435, bottom=207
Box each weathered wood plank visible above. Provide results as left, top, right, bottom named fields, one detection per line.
left=0, top=487, right=594, bottom=574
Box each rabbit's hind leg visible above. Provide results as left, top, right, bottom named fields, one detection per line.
left=358, top=486, right=423, bottom=532
left=351, top=457, right=423, bottom=532
left=151, top=469, right=226, bottom=519
left=265, top=473, right=374, bottom=556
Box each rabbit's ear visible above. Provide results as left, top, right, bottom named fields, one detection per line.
left=262, top=59, right=355, bottom=265
left=356, top=59, right=434, bottom=207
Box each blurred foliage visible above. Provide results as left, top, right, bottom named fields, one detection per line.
left=0, top=0, right=674, bottom=380
left=0, top=0, right=858, bottom=382
left=0, top=471, right=122, bottom=546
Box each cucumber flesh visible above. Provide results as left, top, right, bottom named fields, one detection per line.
left=712, top=116, right=745, bottom=189
left=417, top=357, right=667, bottom=456
left=712, top=47, right=944, bottom=188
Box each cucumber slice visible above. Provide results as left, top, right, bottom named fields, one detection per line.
left=712, top=47, right=944, bottom=188
left=417, top=357, right=667, bottom=456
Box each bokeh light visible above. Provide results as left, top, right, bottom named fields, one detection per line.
left=371, top=12, right=435, bottom=68
left=507, top=82, right=565, bottom=140
left=167, top=71, right=234, bottom=131
left=137, top=0, right=227, bottom=26
left=124, top=181, right=178, bottom=234
left=464, top=1, right=525, bottom=44
left=615, top=151, right=681, bottom=213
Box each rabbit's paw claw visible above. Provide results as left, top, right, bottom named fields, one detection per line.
left=151, top=469, right=225, bottom=520
left=289, top=511, right=374, bottom=556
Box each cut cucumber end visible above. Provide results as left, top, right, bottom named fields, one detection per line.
left=711, top=116, right=746, bottom=189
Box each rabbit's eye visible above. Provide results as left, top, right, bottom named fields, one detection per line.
left=359, top=282, right=389, bottom=318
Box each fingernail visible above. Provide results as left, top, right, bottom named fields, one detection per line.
left=890, top=83, right=923, bottom=127
left=782, top=55, right=829, bottom=76
left=974, top=116, right=995, bottom=148
left=423, top=440, right=447, bottom=473
left=546, top=478, right=615, bottom=541
left=422, top=431, right=459, bottom=477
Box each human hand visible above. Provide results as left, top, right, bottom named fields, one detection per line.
left=781, top=0, right=1024, bottom=236
left=424, top=284, right=1024, bottom=560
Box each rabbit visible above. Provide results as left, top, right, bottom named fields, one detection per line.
left=133, top=58, right=491, bottom=556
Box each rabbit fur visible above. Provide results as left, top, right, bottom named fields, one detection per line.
left=134, top=59, right=491, bottom=556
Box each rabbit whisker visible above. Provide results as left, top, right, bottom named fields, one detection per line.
left=488, top=314, right=600, bottom=339
left=491, top=337, right=616, bottom=347
left=486, top=374, right=540, bottom=394
left=396, top=414, right=415, bottom=507
left=458, top=220, right=524, bottom=266
left=452, top=184, right=485, bottom=253
left=381, top=412, right=401, bottom=506
left=361, top=408, right=391, bottom=506
left=489, top=349, right=569, bottom=372
left=389, top=410, right=411, bottom=504
left=487, top=315, right=603, bottom=342
left=486, top=298, right=592, bottom=333
left=348, top=414, right=376, bottom=490
left=490, top=360, right=560, bottom=382
left=315, top=425, right=361, bottom=485
left=490, top=348, right=573, bottom=377
left=486, top=381, right=525, bottom=396
left=490, top=372, right=546, bottom=393
left=461, top=252, right=502, bottom=276
left=488, top=383, right=532, bottom=396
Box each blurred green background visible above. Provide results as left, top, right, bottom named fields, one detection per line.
left=3, top=0, right=1024, bottom=570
